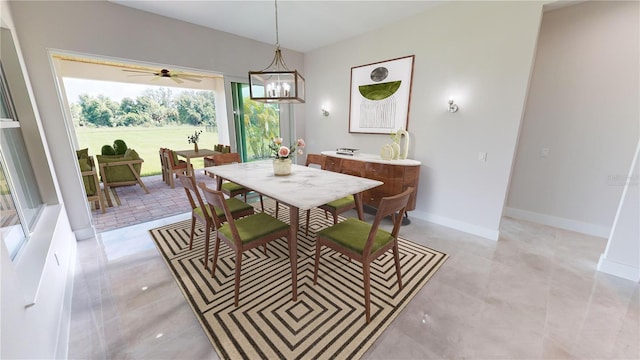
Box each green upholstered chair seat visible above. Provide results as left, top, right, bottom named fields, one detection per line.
left=323, top=195, right=354, bottom=210
left=218, top=212, right=288, bottom=245
left=194, top=198, right=253, bottom=219
left=317, top=218, right=393, bottom=254
left=221, top=181, right=247, bottom=193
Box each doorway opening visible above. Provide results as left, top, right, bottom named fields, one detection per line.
left=51, top=53, right=227, bottom=232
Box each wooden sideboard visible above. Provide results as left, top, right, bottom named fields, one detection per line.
left=321, top=151, right=421, bottom=212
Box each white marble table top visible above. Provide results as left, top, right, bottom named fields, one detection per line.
left=322, top=150, right=421, bottom=166
left=204, top=160, right=383, bottom=210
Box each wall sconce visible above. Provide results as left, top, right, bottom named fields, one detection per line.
left=321, top=105, right=330, bottom=117
left=448, top=98, right=459, bottom=113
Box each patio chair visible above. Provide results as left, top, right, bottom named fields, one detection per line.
left=313, top=187, right=414, bottom=323
left=96, top=149, right=149, bottom=207
left=159, top=148, right=168, bottom=184
left=204, top=144, right=230, bottom=175
left=78, top=154, right=106, bottom=213
left=163, top=149, right=193, bottom=188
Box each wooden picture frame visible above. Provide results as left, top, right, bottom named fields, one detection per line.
left=349, top=55, right=415, bottom=134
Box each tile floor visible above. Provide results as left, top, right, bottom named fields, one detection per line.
left=72, top=200, right=640, bottom=359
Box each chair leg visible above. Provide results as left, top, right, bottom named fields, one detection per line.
left=275, top=201, right=279, bottom=218
left=313, top=242, right=322, bottom=285
left=393, top=242, right=403, bottom=290
left=259, top=195, right=264, bottom=212
left=210, top=238, right=221, bottom=277
left=305, top=209, right=311, bottom=236
left=263, top=244, right=268, bottom=255
left=203, top=222, right=210, bottom=270
left=189, top=217, right=196, bottom=250
left=332, top=212, right=338, bottom=224
left=234, top=250, right=242, bottom=307
left=363, top=261, right=371, bottom=324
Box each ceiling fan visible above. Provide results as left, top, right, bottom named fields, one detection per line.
left=122, top=68, right=203, bottom=84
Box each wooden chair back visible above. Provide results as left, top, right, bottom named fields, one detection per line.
left=198, top=182, right=243, bottom=249
left=212, top=152, right=241, bottom=166
left=305, top=154, right=326, bottom=169
left=338, top=158, right=365, bottom=177
left=177, top=174, right=206, bottom=215
left=164, top=149, right=178, bottom=168
left=363, top=187, right=413, bottom=256
left=159, top=148, right=167, bottom=182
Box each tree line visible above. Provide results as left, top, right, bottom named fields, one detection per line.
left=71, top=88, right=216, bottom=128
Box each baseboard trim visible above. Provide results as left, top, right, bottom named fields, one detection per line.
left=598, top=254, right=640, bottom=282
left=74, top=226, right=96, bottom=241
left=504, top=207, right=610, bottom=238
left=410, top=210, right=500, bottom=241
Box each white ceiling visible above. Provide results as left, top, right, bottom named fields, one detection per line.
left=108, top=1, right=445, bottom=53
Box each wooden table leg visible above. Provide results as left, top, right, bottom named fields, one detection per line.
left=354, top=192, right=365, bottom=221
left=186, top=157, right=193, bottom=176
left=289, top=205, right=298, bottom=302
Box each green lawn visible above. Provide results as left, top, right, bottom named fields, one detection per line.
left=76, top=126, right=219, bottom=176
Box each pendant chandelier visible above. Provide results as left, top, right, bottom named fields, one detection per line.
left=248, top=0, right=305, bottom=103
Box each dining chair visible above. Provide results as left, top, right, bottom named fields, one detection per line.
left=275, top=154, right=326, bottom=228
left=211, top=152, right=264, bottom=211
left=198, top=182, right=290, bottom=307
left=314, top=159, right=366, bottom=228
left=313, top=187, right=414, bottom=323
left=177, top=174, right=254, bottom=270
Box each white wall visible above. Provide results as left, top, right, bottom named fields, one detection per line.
left=506, top=1, right=640, bottom=238
left=8, top=0, right=305, bottom=239
left=1, top=1, right=76, bottom=358
left=304, top=1, right=543, bottom=239
left=598, top=141, right=640, bottom=282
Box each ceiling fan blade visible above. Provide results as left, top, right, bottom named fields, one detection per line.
left=150, top=76, right=161, bottom=81
left=122, top=69, right=154, bottom=74
left=171, top=77, right=184, bottom=84
left=177, top=76, right=203, bottom=83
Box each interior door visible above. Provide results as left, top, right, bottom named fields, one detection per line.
left=231, top=82, right=280, bottom=162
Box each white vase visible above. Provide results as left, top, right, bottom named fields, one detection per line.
left=273, top=158, right=292, bottom=176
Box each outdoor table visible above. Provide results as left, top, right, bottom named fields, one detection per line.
left=174, top=148, right=220, bottom=176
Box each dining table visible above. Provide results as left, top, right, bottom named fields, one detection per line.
left=174, top=148, right=220, bottom=176
left=204, top=160, right=383, bottom=302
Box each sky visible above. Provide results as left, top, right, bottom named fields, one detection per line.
left=62, top=78, right=194, bottom=104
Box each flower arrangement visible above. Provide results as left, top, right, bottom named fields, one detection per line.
left=187, top=130, right=202, bottom=144
left=269, top=137, right=305, bottom=160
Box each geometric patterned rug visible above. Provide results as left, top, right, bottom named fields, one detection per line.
left=149, top=200, right=448, bottom=359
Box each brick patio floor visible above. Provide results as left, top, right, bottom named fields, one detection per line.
left=90, top=171, right=220, bottom=233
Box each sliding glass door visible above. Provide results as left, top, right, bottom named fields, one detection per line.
left=231, top=82, right=280, bottom=162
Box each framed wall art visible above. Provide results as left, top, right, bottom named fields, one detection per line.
left=349, top=55, right=415, bottom=134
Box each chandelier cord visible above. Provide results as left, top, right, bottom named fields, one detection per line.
left=274, top=0, right=280, bottom=47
